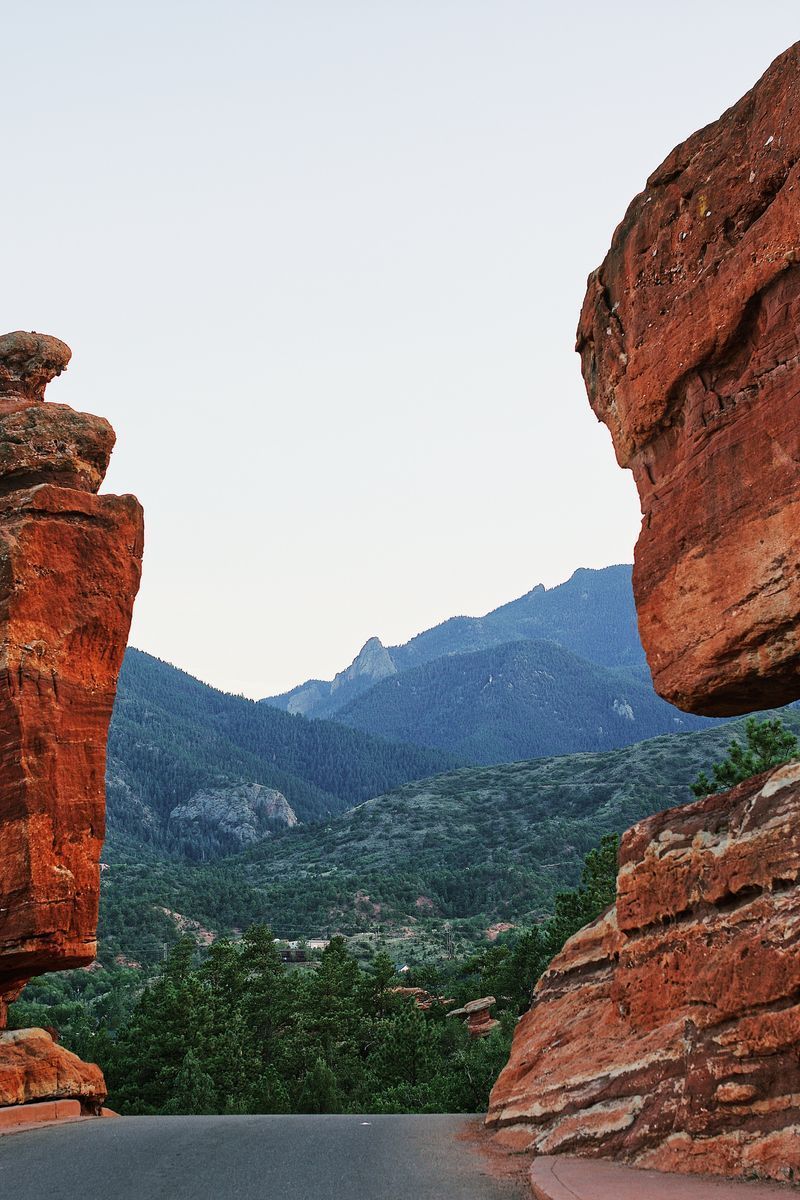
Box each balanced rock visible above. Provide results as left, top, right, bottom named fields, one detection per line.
left=486, top=761, right=800, bottom=1183
left=0, top=332, right=143, bottom=1030
left=0, top=332, right=71, bottom=407
left=576, top=44, right=800, bottom=716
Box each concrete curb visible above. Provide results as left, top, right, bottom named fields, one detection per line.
left=0, top=1101, right=118, bottom=1135
left=530, top=1156, right=795, bottom=1198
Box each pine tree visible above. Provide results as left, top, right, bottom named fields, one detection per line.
left=297, top=1057, right=340, bottom=1114
left=164, top=1050, right=217, bottom=1115
left=692, top=717, right=798, bottom=797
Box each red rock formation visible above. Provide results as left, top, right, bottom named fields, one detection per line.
left=389, top=986, right=455, bottom=1011
left=448, top=996, right=500, bottom=1037
left=486, top=761, right=800, bottom=1183
left=0, top=1028, right=105, bottom=1110
left=0, top=332, right=143, bottom=1048
left=576, top=44, right=800, bottom=716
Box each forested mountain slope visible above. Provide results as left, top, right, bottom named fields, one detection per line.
left=335, top=639, right=713, bottom=762
left=105, top=649, right=460, bottom=857
left=261, top=566, right=708, bottom=759
left=392, top=564, right=645, bottom=672
left=264, top=564, right=643, bottom=719
left=97, top=710, right=800, bottom=966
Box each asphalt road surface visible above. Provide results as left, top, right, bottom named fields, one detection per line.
left=0, top=1114, right=527, bottom=1200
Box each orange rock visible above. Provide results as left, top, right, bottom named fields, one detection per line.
left=576, top=44, right=800, bottom=716
left=486, top=762, right=800, bottom=1182
left=0, top=1028, right=105, bottom=1110
left=0, top=403, right=115, bottom=493
left=0, top=332, right=71, bottom=407
left=499, top=41, right=800, bottom=1187
left=0, top=330, right=142, bottom=1095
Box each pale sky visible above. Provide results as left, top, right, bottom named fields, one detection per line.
left=3, top=4, right=797, bottom=696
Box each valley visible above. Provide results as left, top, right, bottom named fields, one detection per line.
left=97, top=709, right=800, bottom=969
left=96, top=562, right=787, bottom=968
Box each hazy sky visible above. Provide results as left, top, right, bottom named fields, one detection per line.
left=3, top=4, right=797, bottom=696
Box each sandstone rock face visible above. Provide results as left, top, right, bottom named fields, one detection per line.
left=576, top=44, right=800, bottom=716
left=486, top=761, right=800, bottom=1183
left=0, top=332, right=143, bottom=1029
left=0, top=333, right=71, bottom=406
left=0, top=1028, right=106, bottom=1110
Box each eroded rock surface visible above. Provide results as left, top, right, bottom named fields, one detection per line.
left=0, top=331, right=143, bottom=1036
left=486, top=761, right=800, bottom=1183
left=576, top=44, right=800, bottom=716
left=0, top=332, right=71, bottom=407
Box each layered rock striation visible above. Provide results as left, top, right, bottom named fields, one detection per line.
left=447, top=996, right=500, bottom=1038
left=576, top=43, right=800, bottom=716
left=0, top=332, right=143, bottom=1061
left=487, top=761, right=800, bottom=1182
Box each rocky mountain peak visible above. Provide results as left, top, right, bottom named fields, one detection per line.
left=331, top=636, right=397, bottom=693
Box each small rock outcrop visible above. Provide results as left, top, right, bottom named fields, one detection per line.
left=389, top=986, right=454, bottom=1011
left=448, top=996, right=499, bottom=1037
left=487, top=761, right=800, bottom=1182
left=168, top=782, right=298, bottom=853
left=576, top=44, right=800, bottom=716
left=278, top=636, right=397, bottom=718
left=330, top=636, right=397, bottom=694
left=0, top=332, right=143, bottom=1107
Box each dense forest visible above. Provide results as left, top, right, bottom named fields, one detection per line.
left=107, top=649, right=460, bottom=856
left=10, top=838, right=619, bottom=1115
left=92, top=710, right=800, bottom=969
left=11, top=721, right=796, bottom=1116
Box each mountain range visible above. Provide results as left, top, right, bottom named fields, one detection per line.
left=262, top=566, right=717, bottom=761
left=106, top=566, right=725, bottom=862
left=96, top=563, right=794, bottom=963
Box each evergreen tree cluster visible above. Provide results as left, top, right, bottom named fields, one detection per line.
left=10, top=839, right=620, bottom=1115
left=107, top=648, right=460, bottom=858
left=691, top=717, right=798, bottom=797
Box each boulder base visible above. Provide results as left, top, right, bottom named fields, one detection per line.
left=0, top=1028, right=105, bottom=1110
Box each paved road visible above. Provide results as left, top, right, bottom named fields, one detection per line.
left=0, top=1114, right=526, bottom=1200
